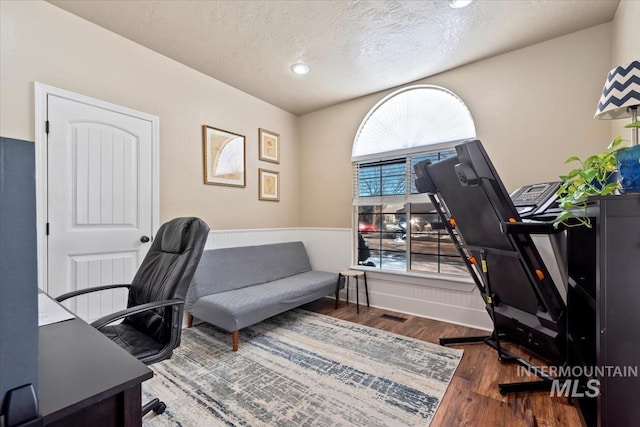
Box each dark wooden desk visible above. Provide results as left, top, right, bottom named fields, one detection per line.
left=39, top=316, right=153, bottom=426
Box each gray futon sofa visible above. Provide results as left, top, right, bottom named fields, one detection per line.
left=186, top=241, right=340, bottom=351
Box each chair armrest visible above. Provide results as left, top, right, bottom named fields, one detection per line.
left=500, top=221, right=566, bottom=235
left=90, top=299, right=184, bottom=330
left=55, top=284, right=131, bottom=302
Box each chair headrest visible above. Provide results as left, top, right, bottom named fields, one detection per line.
left=159, top=217, right=202, bottom=254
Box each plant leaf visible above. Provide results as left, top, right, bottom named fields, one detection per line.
left=565, top=169, right=581, bottom=179
left=582, top=169, right=597, bottom=182
left=553, top=210, right=574, bottom=228
left=601, top=182, right=619, bottom=195
left=608, top=136, right=625, bottom=149
left=564, top=156, right=581, bottom=164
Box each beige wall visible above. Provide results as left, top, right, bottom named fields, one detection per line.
left=0, top=1, right=299, bottom=230
left=611, top=0, right=640, bottom=140
left=2, top=2, right=634, bottom=232
left=299, top=24, right=614, bottom=228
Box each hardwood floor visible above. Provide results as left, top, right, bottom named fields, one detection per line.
left=301, top=298, right=583, bottom=427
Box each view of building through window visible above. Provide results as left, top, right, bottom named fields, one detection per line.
left=355, top=152, right=467, bottom=275
left=352, top=85, right=476, bottom=276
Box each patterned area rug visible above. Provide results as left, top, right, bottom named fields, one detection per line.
left=142, top=309, right=463, bottom=426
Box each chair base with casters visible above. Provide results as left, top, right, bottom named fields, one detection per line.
left=55, top=217, right=210, bottom=420
left=142, top=398, right=166, bottom=416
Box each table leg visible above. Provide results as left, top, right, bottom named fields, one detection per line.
left=364, top=272, right=370, bottom=307
left=355, top=276, right=360, bottom=314
left=122, top=384, right=142, bottom=427
left=346, top=276, right=350, bottom=305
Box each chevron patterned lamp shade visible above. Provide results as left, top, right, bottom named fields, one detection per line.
left=595, top=61, right=640, bottom=192
left=595, top=60, right=640, bottom=120
left=595, top=60, right=640, bottom=147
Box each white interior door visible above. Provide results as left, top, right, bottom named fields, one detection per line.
left=45, top=92, right=157, bottom=322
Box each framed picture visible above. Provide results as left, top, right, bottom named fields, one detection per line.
left=203, top=125, right=246, bottom=187
left=259, top=128, right=280, bottom=164
left=258, top=168, right=280, bottom=201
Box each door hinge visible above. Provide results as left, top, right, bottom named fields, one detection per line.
left=46, top=223, right=50, bottom=236
left=45, top=121, right=50, bottom=134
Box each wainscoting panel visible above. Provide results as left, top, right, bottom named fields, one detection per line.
left=207, top=228, right=351, bottom=273
left=202, top=228, right=491, bottom=330
left=299, top=228, right=352, bottom=273
left=352, top=274, right=491, bottom=330
left=206, top=228, right=301, bottom=250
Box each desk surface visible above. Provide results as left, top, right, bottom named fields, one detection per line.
left=39, top=316, right=153, bottom=424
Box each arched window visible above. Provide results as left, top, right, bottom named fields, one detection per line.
left=352, top=85, right=476, bottom=275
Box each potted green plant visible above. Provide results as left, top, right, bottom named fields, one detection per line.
left=553, top=136, right=626, bottom=228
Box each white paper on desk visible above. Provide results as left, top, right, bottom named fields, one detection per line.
left=38, top=293, right=76, bottom=326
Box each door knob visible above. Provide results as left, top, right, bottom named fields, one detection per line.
left=140, top=235, right=150, bottom=243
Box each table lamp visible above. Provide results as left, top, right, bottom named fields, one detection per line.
left=595, top=60, right=640, bottom=193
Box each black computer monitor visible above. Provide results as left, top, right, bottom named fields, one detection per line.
left=414, top=139, right=567, bottom=363
left=1, top=138, right=40, bottom=424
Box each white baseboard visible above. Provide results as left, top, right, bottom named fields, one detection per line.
left=363, top=291, right=492, bottom=331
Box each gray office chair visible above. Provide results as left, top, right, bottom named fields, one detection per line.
left=56, top=217, right=210, bottom=416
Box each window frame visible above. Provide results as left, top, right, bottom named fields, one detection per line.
left=351, top=84, right=476, bottom=278
left=353, top=147, right=468, bottom=277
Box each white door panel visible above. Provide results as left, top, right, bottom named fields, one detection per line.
left=47, top=94, right=155, bottom=322
left=68, top=252, right=135, bottom=321
left=72, top=124, right=138, bottom=226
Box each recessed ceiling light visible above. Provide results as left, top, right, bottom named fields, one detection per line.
left=291, top=63, right=310, bottom=75
left=448, top=0, right=474, bottom=9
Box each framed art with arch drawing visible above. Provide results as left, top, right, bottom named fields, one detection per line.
left=203, top=125, right=246, bottom=187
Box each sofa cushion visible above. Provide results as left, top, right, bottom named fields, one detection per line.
left=187, top=241, right=313, bottom=302
left=189, top=271, right=337, bottom=331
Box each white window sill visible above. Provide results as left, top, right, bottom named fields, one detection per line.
left=346, top=266, right=477, bottom=293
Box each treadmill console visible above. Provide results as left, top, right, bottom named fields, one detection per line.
left=510, top=182, right=561, bottom=217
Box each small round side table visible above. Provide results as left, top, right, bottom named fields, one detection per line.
left=338, top=269, right=370, bottom=313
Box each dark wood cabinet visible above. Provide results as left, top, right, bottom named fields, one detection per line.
left=567, top=194, right=640, bottom=427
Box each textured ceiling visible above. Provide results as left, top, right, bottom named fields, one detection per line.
left=48, top=0, right=620, bottom=116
